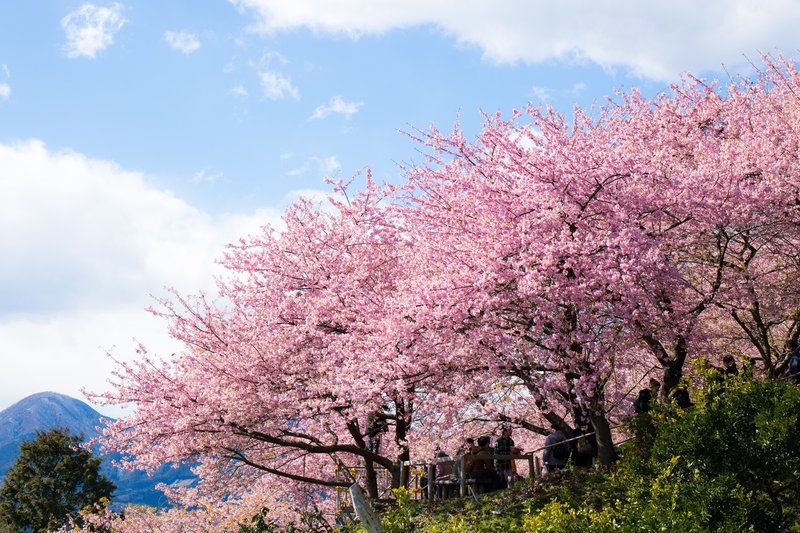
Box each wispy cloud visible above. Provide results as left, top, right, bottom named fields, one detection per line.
left=571, top=82, right=587, bottom=96
left=258, top=71, right=299, bottom=100
left=61, top=3, right=126, bottom=59
left=230, top=84, right=248, bottom=97
left=288, top=162, right=309, bottom=176
left=287, top=155, right=341, bottom=177
left=309, top=95, right=363, bottom=121
left=192, top=168, right=223, bottom=183
left=164, top=31, right=201, bottom=54
left=529, top=86, right=551, bottom=102
left=0, top=66, right=9, bottom=101
left=315, top=155, right=341, bottom=175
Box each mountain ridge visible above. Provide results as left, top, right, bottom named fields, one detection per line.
left=0, top=391, right=194, bottom=508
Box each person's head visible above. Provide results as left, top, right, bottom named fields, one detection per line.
left=477, top=435, right=491, bottom=447
left=649, top=378, right=661, bottom=390
left=500, top=425, right=512, bottom=438
left=672, top=387, right=692, bottom=408
left=723, top=355, right=735, bottom=367
left=465, top=437, right=474, bottom=447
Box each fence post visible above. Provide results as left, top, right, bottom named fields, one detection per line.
left=427, top=463, right=436, bottom=500
left=528, top=454, right=535, bottom=480
left=350, top=483, right=385, bottom=533
left=459, top=455, right=466, bottom=497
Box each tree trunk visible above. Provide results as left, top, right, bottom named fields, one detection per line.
left=589, top=412, right=614, bottom=467
left=394, top=398, right=411, bottom=488
left=363, top=458, right=379, bottom=499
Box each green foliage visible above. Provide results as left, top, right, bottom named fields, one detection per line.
left=0, top=428, right=115, bottom=532
left=366, top=377, right=800, bottom=532
left=380, top=487, right=419, bottom=533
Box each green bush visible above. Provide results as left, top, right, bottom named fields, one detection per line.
left=371, top=377, right=800, bottom=532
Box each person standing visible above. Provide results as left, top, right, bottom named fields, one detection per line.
left=543, top=425, right=569, bottom=473
left=493, top=426, right=515, bottom=488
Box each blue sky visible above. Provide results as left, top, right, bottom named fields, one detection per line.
left=1, top=0, right=799, bottom=413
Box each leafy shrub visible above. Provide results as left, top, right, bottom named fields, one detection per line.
left=370, top=377, right=800, bottom=532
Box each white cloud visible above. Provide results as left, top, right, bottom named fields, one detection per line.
left=164, top=30, right=201, bottom=54
left=0, top=140, right=283, bottom=411
left=529, top=86, right=551, bottom=102
left=192, top=168, right=223, bottom=183
left=571, top=82, right=587, bottom=97
left=61, top=3, right=126, bottom=59
left=287, top=162, right=309, bottom=176
left=309, top=95, right=363, bottom=120
left=315, top=155, right=341, bottom=175
left=258, top=70, right=299, bottom=100
left=251, top=50, right=288, bottom=69
left=0, top=84, right=9, bottom=101
left=230, top=84, right=248, bottom=97
left=230, top=0, right=800, bottom=80
left=287, top=155, right=341, bottom=177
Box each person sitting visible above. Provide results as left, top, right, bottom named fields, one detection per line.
left=465, top=436, right=497, bottom=492
left=432, top=447, right=454, bottom=498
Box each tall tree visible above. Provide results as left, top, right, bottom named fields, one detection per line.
left=88, top=56, right=800, bottom=528
left=0, top=428, right=115, bottom=532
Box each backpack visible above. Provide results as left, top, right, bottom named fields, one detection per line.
left=789, top=350, right=800, bottom=376
left=576, top=435, right=593, bottom=455
left=553, top=439, right=570, bottom=461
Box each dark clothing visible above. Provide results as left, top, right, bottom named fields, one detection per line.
left=634, top=389, right=652, bottom=414
left=465, top=446, right=493, bottom=476
left=366, top=413, right=388, bottom=454
left=493, top=436, right=515, bottom=469
left=543, top=430, right=568, bottom=471
left=672, top=388, right=693, bottom=409
left=570, top=431, right=597, bottom=468
left=723, top=361, right=739, bottom=376
left=465, top=445, right=498, bottom=492
left=788, top=347, right=800, bottom=383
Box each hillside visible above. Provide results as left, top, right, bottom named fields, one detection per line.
left=0, top=391, right=195, bottom=508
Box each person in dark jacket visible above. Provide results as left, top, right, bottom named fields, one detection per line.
left=633, top=388, right=652, bottom=414
left=543, top=426, right=569, bottom=473
left=570, top=428, right=597, bottom=469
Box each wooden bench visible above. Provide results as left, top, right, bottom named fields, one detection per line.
left=402, top=453, right=538, bottom=500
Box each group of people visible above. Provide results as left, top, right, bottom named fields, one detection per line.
left=633, top=355, right=743, bottom=416
left=542, top=423, right=598, bottom=473
left=426, top=422, right=601, bottom=496
left=425, top=426, right=522, bottom=495
left=459, top=425, right=521, bottom=492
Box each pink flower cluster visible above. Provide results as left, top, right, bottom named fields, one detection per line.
left=80, top=56, right=800, bottom=530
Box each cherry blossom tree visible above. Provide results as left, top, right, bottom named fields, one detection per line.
left=85, top=55, right=800, bottom=529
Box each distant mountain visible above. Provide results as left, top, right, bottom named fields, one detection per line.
left=0, top=391, right=195, bottom=508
